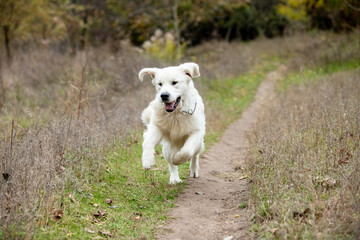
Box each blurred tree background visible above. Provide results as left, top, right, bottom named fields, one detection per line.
left=0, top=1, right=359, bottom=238
left=1, top=0, right=359, bottom=60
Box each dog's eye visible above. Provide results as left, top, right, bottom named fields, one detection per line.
left=158, top=83, right=162, bottom=86
left=172, top=81, right=178, bottom=86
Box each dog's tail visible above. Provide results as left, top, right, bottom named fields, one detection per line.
left=141, top=106, right=152, bottom=126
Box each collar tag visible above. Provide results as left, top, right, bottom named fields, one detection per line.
left=182, top=102, right=197, bottom=115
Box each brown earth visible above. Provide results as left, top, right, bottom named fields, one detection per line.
left=157, top=66, right=286, bottom=240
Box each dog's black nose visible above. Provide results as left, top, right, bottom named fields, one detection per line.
left=160, top=92, right=170, bottom=101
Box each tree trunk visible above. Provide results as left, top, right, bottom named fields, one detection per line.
left=80, top=8, right=88, bottom=50
left=173, top=0, right=181, bottom=57
left=225, top=23, right=233, bottom=42
left=0, top=52, right=5, bottom=108
left=3, top=25, right=11, bottom=62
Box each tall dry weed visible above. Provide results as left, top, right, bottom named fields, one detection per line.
left=0, top=43, right=159, bottom=237
left=248, top=69, right=360, bottom=239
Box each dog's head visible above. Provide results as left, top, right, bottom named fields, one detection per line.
left=138, top=62, right=200, bottom=112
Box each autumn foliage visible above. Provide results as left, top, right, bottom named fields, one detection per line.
left=1, top=0, right=360, bottom=60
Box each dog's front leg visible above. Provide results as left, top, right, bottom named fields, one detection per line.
left=173, top=131, right=203, bottom=165
left=142, top=125, right=163, bottom=169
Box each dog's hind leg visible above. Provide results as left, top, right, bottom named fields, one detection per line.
left=189, top=154, right=199, bottom=178
left=173, top=131, right=204, bottom=165
left=168, top=164, right=182, bottom=184
left=163, top=143, right=182, bottom=184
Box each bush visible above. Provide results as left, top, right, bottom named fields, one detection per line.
left=142, top=29, right=185, bottom=60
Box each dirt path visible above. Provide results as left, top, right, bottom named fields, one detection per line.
left=157, top=67, right=285, bottom=240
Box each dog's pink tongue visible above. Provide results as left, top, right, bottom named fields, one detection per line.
left=165, top=101, right=175, bottom=110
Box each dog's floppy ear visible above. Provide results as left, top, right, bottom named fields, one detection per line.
left=138, top=68, right=159, bottom=81
left=180, top=62, right=200, bottom=78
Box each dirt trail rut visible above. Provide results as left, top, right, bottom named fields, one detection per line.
left=157, top=67, right=285, bottom=240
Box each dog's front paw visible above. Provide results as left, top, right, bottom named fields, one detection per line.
left=169, top=177, right=183, bottom=184
left=142, top=154, right=155, bottom=170
left=172, top=151, right=191, bottom=165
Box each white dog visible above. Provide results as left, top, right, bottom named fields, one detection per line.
left=138, top=62, right=206, bottom=184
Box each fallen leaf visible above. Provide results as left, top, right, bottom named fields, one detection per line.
left=98, top=210, right=107, bottom=216
left=92, top=210, right=107, bottom=218
left=104, top=198, right=112, bottom=204
left=68, top=194, right=76, bottom=203
left=319, top=177, right=337, bottom=189
left=84, top=227, right=95, bottom=234
left=234, top=215, right=240, bottom=218
left=2, top=172, right=10, bottom=181
left=92, top=218, right=101, bottom=224
left=53, top=209, right=63, bottom=220
left=92, top=211, right=100, bottom=217
left=108, top=205, right=119, bottom=209
left=99, top=230, right=112, bottom=237
left=134, top=215, right=141, bottom=221
left=92, top=203, right=99, bottom=207
left=338, top=158, right=349, bottom=165
left=293, top=208, right=311, bottom=219
left=238, top=175, right=248, bottom=180
left=234, top=166, right=243, bottom=171
left=127, top=139, right=138, bottom=146
left=57, top=166, right=66, bottom=173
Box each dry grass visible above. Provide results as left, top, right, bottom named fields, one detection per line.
left=0, top=44, right=160, bottom=237
left=184, top=41, right=258, bottom=81
left=248, top=68, right=360, bottom=239
left=0, top=31, right=359, bottom=238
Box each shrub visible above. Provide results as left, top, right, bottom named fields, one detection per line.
left=142, top=29, right=185, bottom=60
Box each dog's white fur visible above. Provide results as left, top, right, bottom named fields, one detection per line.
left=138, top=62, right=205, bottom=184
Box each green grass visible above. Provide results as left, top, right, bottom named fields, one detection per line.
left=238, top=203, right=248, bottom=209
left=35, top=137, right=188, bottom=239
left=204, top=58, right=278, bottom=136
left=278, top=58, right=360, bottom=91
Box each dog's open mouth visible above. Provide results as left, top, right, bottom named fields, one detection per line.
left=165, top=97, right=181, bottom=112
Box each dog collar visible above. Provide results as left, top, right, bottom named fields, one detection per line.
left=181, top=102, right=197, bottom=115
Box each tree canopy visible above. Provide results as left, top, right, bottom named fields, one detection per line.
left=1, top=0, right=359, bottom=58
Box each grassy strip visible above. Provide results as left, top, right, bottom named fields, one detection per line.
left=204, top=57, right=278, bottom=142
left=35, top=135, right=188, bottom=239
left=248, top=61, right=360, bottom=239
left=33, top=60, right=278, bottom=239
left=278, top=57, right=360, bottom=91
